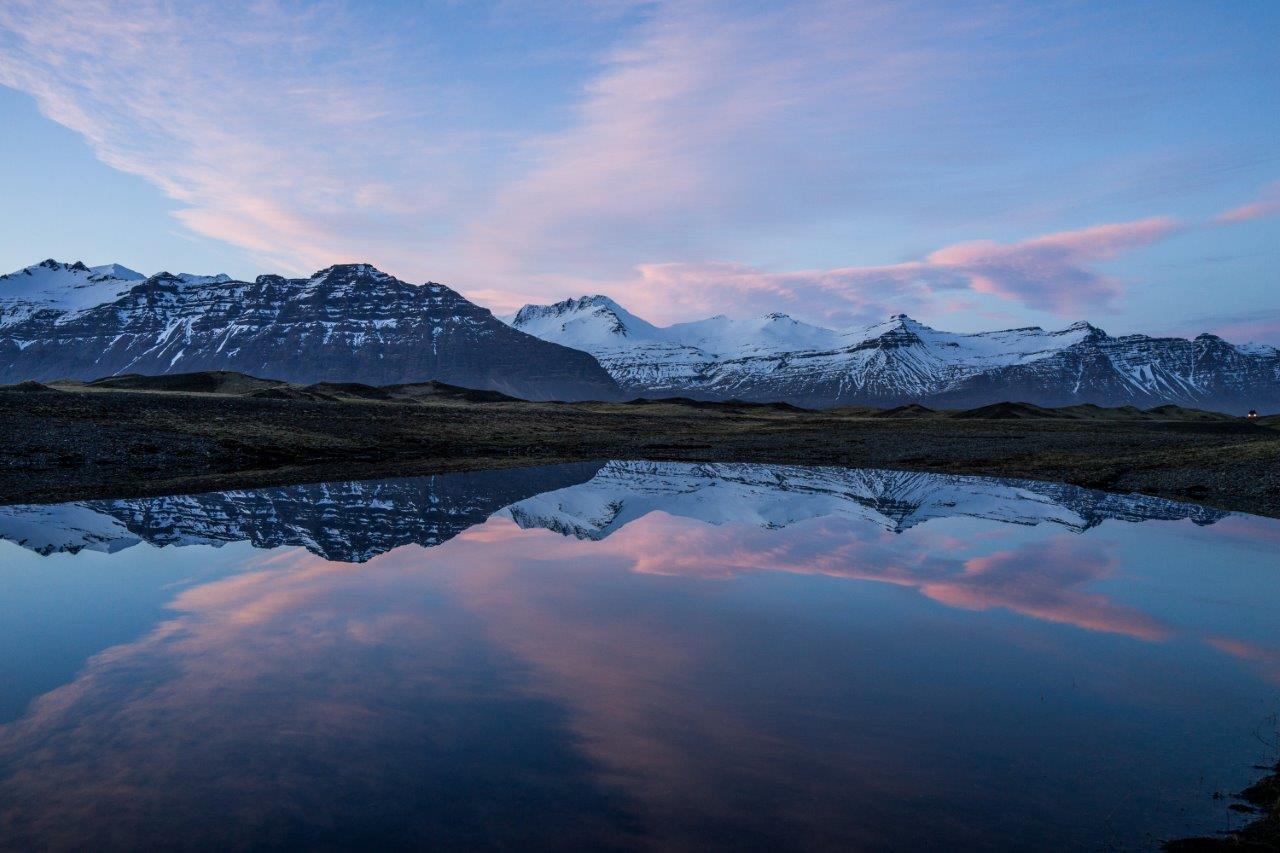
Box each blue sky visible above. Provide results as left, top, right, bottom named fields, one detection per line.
left=1, top=0, right=1277, bottom=340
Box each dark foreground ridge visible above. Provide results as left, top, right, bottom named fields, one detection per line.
left=1, top=371, right=1278, bottom=516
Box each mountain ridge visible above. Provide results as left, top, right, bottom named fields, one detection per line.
left=0, top=261, right=621, bottom=401
left=507, top=295, right=1280, bottom=413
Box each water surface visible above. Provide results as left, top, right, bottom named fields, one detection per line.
left=1, top=461, right=1277, bottom=850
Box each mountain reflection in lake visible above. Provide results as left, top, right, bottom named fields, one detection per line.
left=0, top=462, right=1277, bottom=850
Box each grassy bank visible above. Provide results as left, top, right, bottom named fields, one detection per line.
left=1, top=376, right=1278, bottom=516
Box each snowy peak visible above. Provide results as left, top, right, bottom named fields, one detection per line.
left=508, top=295, right=1280, bottom=413
left=85, top=262, right=146, bottom=282
left=507, top=298, right=840, bottom=357
left=0, top=259, right=147, bottom=326
left=0, top=260, right=622, bottom=401
left=508, top=294, right=663, bottom=347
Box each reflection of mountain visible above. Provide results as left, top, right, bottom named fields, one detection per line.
left=0, top=461, right=1227, bottom=562
left=498, top=461, right=1227, bottom=539
left=0, top=463, right=605, bottom=562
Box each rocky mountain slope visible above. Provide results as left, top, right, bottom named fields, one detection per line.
left=0, top=261, right=620, bottom=401
left=508, top=296, right=1280, bottom=412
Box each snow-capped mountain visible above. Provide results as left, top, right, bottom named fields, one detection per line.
left=0, top=259, right=146, bottom=328
left=0, top=461, right=1224, bottom=562
left=507, top=297, right=1280, bottom=412
left=497, top=460, right=1226, bottom=538
left=0, top=261, right=620, bottom=401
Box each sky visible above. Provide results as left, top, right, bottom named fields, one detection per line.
left=0, top=0, right=1277, bottom=341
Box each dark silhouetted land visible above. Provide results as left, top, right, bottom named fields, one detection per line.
left=2, top=372, right=1277, bottom=516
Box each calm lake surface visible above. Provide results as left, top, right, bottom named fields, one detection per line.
left=1, top=461, right=1277, bottom=850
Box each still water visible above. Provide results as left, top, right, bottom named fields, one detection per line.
left=0, top=461, right=1277, bottom=850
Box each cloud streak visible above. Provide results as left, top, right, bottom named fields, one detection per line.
left=517, top=216, right=1183, bottom=326
left=0, top=0, right=465, bottom=273
left=1215, top=180, right=1280, bottom=223
left=0, top=0, right=1273, bottom=334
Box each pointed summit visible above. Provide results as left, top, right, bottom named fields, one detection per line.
left=508, top=294, right=661, bottom=344
left=0, top=259, right=148, bottom=326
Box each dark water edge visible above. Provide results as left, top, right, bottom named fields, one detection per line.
left=2, top=460, right=1279, bottom=849
left=1165, top=760, right=1280, bottom=850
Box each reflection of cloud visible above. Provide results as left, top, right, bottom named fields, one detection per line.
left=1, top=507, right=1277, bottom=846
left=0, top=546, right=639, bottom=847
left=922, top=542, right=1168, bottom=641
left=1205, top=636, right=1280, bottom=684
left=552, top=513, right=1170, bottom=639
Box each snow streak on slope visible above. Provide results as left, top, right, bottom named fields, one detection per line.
left=507, top=297, right=1280, bottom=412
left=0, top=261, right=620, bottom=401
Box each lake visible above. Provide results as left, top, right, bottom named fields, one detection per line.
left=0, top=461, right=1277, bottom=850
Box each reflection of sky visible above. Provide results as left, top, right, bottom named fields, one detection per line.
left=1, top=497, right=1279, bottom=847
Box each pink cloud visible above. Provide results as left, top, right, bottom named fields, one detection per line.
left=922, top=217, right=1183, bottom=312
left=1215, top=181, right=1280, bottom=223
left=0, top=0, right=475, bottom=275
left=458, top=0, right=951, bottom=284
left=503, top=216, right=1183, bottom=326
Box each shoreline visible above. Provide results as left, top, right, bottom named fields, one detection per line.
left=3, top=383, right=1278, bottom=516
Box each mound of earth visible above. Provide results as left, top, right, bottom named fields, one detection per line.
left=873, top=404, right=938, bottom=418
left=721, top=398, right=809, bottom=413
left=951, top=402, right=1067, bottom=420
left=87, top=371, right=284, bottom=395
left=301, top=382, right=395, bottom=401
left=1144, top=404, right=1234, bottom=421
left=385, top=381, right=522, bottom=404
left=624, top=396, right=806, bottom=414
left=1, top=380, right=58, bottom=393
left=247, top=387, right=339, bottom=402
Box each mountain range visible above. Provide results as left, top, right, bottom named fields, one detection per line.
left=507, top=295, right=1280, bottom=413
left=0, top=260, right=619, bottom=401
left=0, top=461, right=1225, bottom=562
left=2, top=259, right=1276, bottom=411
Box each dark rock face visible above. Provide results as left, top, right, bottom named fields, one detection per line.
left=927, top=333, right=1280, bottom=414
left=0, top=264, right=621, bottom=401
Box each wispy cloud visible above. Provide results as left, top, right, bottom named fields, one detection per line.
left=1215, top=180, right=1280, bottom=223
left=0, top=0, right=1273, bottom=334
left=0, top=0, right=466, bottom=273
left=495, top=216, right=1183, bottom=326
left=463, top=0, right=945, bottom=274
